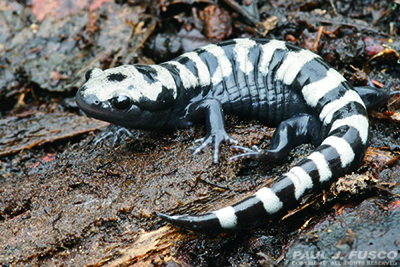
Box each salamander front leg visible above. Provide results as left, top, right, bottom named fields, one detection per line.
left=92, top=125, right=133, bottom=146
left=231, top=114, right=321, bottom=163
left=187, top=98, right=238, bottom=163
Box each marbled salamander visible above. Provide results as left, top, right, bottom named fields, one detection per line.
left=76, top=38, right=396, bottom=234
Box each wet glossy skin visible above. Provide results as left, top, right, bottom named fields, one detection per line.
left=77, top=38, right=395, bottom=233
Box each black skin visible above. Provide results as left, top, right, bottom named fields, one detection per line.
left=156, top=84, right=399, bottom=233
left=354, top=84, right=397, bottom=109
left=181, top=98, right=238, bottom=162
left=230, top=114, right=322, bottom=162
left=88, top=83, right=397, bottom=164
left=192, top=85, right=398, bottom=163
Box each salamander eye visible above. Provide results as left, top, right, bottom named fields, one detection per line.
left=111, top=95, right=132, bottom=110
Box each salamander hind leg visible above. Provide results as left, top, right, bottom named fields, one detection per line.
left=231, top=114, right=322, bottom=163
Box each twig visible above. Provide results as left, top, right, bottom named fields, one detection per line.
left=329, top=0, right=339, bottom=16
left=313, top=26, right=324, bottom=52
left=221, top=0, right=259, bottom=26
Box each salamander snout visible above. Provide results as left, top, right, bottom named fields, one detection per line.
left=76, top=89, right=101, bottom=112
left=84, top=93, right=101, bottom=107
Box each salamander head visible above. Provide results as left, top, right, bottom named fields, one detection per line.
left=76, top=65, right=177, bottom=130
